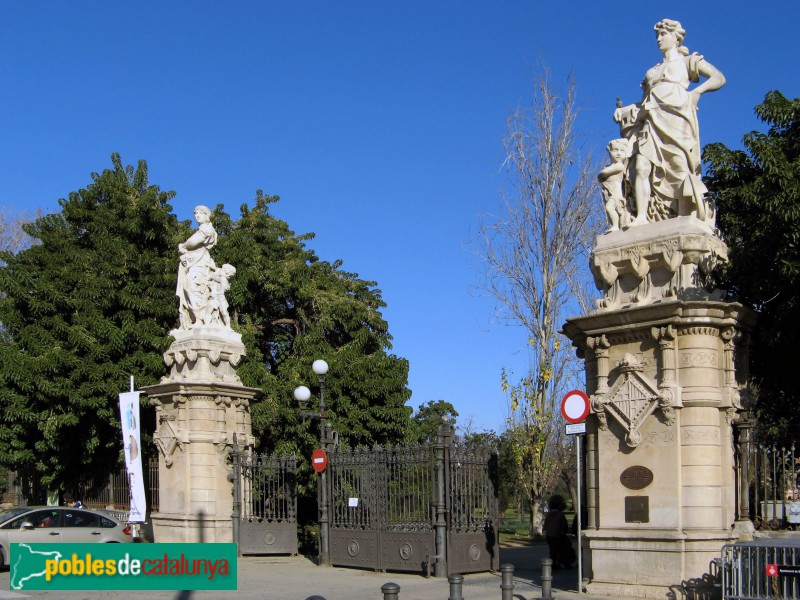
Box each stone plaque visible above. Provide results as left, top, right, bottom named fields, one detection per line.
left=620, top=465, right=654, bottom=490
left=624, top=496, right=649, bottom=523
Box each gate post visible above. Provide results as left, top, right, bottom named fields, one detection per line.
left=733, top=413, right=755, bottom=537
left=434, top=420, right=453, bottom=577
left=318, top=421, right=333, bottom=567
left=230, top=433, right=241, bottom=554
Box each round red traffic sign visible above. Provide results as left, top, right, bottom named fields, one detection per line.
left=560, top=390, right=590, bottom=424
left=311, top=448, right=328, bottom=473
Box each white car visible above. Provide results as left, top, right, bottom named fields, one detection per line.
left=0, top=506, right=132, bottom=568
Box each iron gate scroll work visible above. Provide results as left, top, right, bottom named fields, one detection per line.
left=328, top=435, right=499, bottom=575
left=232, top=439, right=298, bottom=555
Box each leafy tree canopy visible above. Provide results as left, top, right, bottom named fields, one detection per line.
left=0, top=154, right=178, bottom=488
left=0, top=155, right=412, bottom=492
left=408, top=400, right=458, bottom=443
left=704, top=90, right=800, bottom=443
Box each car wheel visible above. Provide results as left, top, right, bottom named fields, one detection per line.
left=0, top=545, right=5, bottom=569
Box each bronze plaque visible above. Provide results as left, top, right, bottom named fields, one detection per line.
left=624, top=496, right=649, bottom=523
left=620, top=465, right=653, bottom=490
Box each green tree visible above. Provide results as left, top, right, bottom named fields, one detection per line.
left=408, top=400, right=458, bottom=443
left=0, top=154, right=179, bottom=490
left=0, top=156, right=413, bottom=496
left=704, top=90, right=800, bottom=443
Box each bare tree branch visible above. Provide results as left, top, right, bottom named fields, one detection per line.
left=474, top=70, right=602, bottom=533
left=0, top=207, right=40, bottom=257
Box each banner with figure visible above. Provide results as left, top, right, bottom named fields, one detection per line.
left=119, top=391, right=147, bottom=522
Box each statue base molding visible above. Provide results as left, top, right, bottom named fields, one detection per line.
left=583, top=528, right=736, bottom=599
left=150, top=511, right=236, bottom=543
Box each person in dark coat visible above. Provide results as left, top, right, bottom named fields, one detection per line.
left=543, top=495, right=575, bottom=569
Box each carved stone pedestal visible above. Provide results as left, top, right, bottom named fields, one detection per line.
left=143, top=326, right=259, bottom=543
left=564, top=299, right=754, bottom=599
left=590, top=217, right=727, bottom=310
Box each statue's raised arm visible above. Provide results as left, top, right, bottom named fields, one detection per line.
left=614, top=18, right=725, bottom=229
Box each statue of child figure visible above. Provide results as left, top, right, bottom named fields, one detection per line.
left=598, top=138, right=631, bottom=231
left=209, top=263, right=237, bottom=328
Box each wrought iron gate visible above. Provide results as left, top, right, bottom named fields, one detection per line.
left=328, top=445, right=436, bottom=573
left=233, top=444, right=298, bottom=555
left=447, top=443, right=499, bottom=575
left=328, top=432, right=498, bottom=575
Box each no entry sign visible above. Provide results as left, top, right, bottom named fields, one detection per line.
left=560, top=390, right=590, bottom=424
left=311, top=448, right=328, bottom=473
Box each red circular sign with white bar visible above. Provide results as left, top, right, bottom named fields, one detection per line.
left=560, top=390, right=590, bottom=424
left=311, top=448, right=328, bottom=473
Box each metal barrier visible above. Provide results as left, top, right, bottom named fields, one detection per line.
left=722, top=540, right=800, bottom=599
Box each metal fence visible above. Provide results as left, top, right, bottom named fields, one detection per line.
left=734, top=421, right=799, bottom=530
left=8, top=458, right=159, bottom=513
left=722, top=540, right=800, bottom=600
left=751, top=443, right=799, bottom=530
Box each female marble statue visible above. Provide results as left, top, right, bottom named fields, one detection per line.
left=616, top=19, right=725, bottom=226
left=176, top=205, right=219, bottom=329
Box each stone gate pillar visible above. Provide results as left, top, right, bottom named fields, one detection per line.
left=562, top=18, right=758, bottom=596
left=143, top=327, right=259, bottom=543
left=564, top=221, right=755, bottom=599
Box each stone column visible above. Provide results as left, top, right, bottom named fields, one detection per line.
left=584, top=335, right=609, bottom=530
left=143, top=326, right=259, bottom=543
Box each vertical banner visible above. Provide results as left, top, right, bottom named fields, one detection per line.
left=119, top=391, right=147, bottom=522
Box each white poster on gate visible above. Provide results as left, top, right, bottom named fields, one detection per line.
left=119, top=391, right=147, bottom=522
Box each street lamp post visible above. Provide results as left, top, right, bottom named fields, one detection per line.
left=294, top=359, right=331, bottom=567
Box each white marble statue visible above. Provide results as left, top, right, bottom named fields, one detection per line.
left=613, top=19, right=725, bottom=228
left=209, top=263, right=236, bottom=328
left=598, top=138, right=631, bottom=231
left=176, top=205, right=234, bottom=329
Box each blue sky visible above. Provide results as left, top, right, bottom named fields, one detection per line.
left=2, top=2, right=798, bottom=434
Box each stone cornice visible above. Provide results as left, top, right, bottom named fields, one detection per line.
left=562, top=300, right=756, bottom=350
left=143, top=380, right=262, bottom=405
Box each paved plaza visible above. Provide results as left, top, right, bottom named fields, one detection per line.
left=0, top=542, right=630, bottom=600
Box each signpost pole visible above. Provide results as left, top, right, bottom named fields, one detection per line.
left=576, top=433, right=582, bottom=595
left=561, top=389, right=590, bottom=595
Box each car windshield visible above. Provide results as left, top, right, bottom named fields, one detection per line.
left=0, top=507, right=33, bottom=524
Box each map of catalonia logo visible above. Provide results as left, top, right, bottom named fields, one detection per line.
left=11, top=543, right=237, bottom=590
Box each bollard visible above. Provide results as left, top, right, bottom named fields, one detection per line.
left=448, top=573, right=464, bottom=600
left=381, top=582, right=401, bottom=600
left=541, top=558, right=553, bottom=600
left=500, top=563, right=515, bottom=600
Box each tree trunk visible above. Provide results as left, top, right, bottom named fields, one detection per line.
left=529, top=495, right=545, bottom=537
left=567, top=481, right=578, bottom=516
